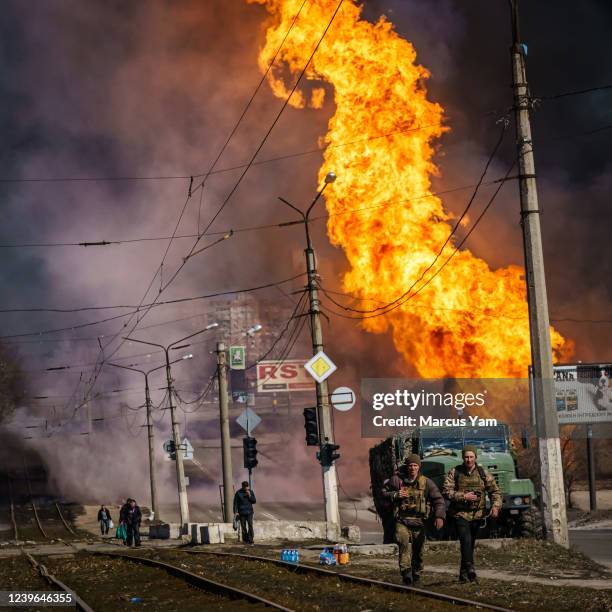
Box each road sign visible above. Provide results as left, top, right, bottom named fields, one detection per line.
left=330, top=386, right=355, bottom=411
left=230, top=346, right=246, bottom=370
left=256, top=359, right=315, bottom=393
left=181, top=438, right=194, bottom=460
left=304, top=351, right=337, bottom=384
left=236, top=408, right=261, bottom=435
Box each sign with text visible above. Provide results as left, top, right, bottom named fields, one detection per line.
left=256, top=359, right=315, bottom=393
left=551, top=364, right=612, bottom=424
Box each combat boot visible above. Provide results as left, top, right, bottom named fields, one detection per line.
left=459, top=568, right=468, bottom=583
left=411, top=572, right=421, bottom=586
left=401, top=570, right=413, bottom=586
left=466, top=563, right=477, bottom=582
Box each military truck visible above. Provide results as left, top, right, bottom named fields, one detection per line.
left=369, top=423, right=543, bottom=542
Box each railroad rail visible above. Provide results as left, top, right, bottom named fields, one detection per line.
left=25, top=553, right=94, bottom=612
left=184, top=549, right=511, bottom=612
left=92, top=551, right=293, bottom=610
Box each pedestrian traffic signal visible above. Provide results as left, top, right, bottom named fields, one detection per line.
left=243, top=436, right=258, bottom=469
left=317, top=442, right=340, bottom=467
left=303, top=407, right=319, bottom=446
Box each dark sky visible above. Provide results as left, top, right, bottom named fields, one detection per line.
left=0, top=0, right=610, bottom=499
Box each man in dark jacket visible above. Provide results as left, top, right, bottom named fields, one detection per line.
left=383, top=454, right=446, bottom=586
left=233, top=481, right=256, bottom=544
left=97, top=505, right=112, bottom=535
left=125, top=499, right=142, bottom=547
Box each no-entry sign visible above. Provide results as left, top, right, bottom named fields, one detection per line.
left=256, top=359, right=315, bottom=393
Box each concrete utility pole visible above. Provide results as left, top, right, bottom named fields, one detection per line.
left=143, top=376, right=159, bottom=520
left=509, top=0, right=569, bottom=547
left=165, top=353, right=190, bottom=527
left=109, top=360, right=177, bottom=522
left=587, top=424, right=597, bottom=511
left=279, top=172, right=341, bottom=539
left=217, top=342, right=234, bottom=523
left=126, top=326, right=217, bottom=528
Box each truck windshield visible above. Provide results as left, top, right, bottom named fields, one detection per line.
left=420, top=426, right=507, bottom=456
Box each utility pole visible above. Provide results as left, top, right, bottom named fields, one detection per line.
left=143, top=376, right=159, bottom=520
left=279, top=171, right=341, bottom=539
left=108, top=361, right=169, bottom=522
left=217, top=342, right=234, bottom=523
left=587, top=424, right=597, bottom=511
left=165, top=353, right=190, bottom=528
left=509, top=0, right=568, bottom=547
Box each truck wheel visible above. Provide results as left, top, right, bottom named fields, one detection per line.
left=518, top=506, right=544, bottom=539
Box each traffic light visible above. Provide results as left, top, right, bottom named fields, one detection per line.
left=303, top=407, right=319, bottom=446
left=317, top=442, right=340, bottom=467
left=243, top=436, right=258, bottom=469
left=166, top=440, right=176, bottom=460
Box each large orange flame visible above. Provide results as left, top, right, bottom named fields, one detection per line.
left=249, top=0, right=572, bottom=378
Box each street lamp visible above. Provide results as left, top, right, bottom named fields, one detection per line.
left=277, top=171, right=342, bottom=537
left=108, top=354, right=193, bottom=522
left=124, top=325, right=218, bottom=528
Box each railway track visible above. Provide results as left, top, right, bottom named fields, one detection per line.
left=32, top=550, right=292, bottom=610
left=25, top=553, right=94, bottom=612
left=3, top=470, right=80, bottom=542
left=181, top=549, right=511, bottom=611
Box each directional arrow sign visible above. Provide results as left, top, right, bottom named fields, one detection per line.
left=236, top=408, right=261, bottom=436
left=304, top=351, right=337, bottom=384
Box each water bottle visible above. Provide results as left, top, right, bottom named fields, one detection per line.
left=280, top=549, right=286, bottom=562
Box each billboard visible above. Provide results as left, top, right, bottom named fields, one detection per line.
left=531, top=363, right=612, bottom=424
left=256, top=359, right=315, bottom=393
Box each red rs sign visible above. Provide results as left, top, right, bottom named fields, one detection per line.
left=256, top=359, right=315, bottom=393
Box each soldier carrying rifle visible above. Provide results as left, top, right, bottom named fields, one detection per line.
left=383, top=454, right=445, bottom=586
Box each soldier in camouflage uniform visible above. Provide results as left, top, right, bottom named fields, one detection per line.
left=442, top=445, right=502, bottom=582
left=382, top=454, right=445, bottom=586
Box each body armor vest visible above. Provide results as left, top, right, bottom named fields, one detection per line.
left=397, top=475, right=429, bottom=519
left=453, top=465, right=487, bottom=513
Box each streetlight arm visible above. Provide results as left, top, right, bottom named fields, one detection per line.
left=277, top=196, right=306, bottom=219
left=306, top=181, right=330, bottom=219
left=168, top=326, right=219, bottom=350
left=108, top=362, right=146, bottom=377
left=123, top=337, right=165, bottom=351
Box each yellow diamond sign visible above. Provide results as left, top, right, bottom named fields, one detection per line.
left=304, top=351, right=337, bottom=383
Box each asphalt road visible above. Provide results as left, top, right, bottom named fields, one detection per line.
left=569, top=529, right=612, bottom=570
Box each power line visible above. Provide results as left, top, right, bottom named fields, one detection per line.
left=532, top=84, right=612, bottom=101
left=77, top=0, right=318, bottom=410
left=0, top=272, right=304, bottom=338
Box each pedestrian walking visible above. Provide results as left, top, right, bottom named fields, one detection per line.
left=233, top=481, right=256, bottom=544
left=442, top=445, right=502, bottom=582
left=125, top=499, right=142, bottom=547
left=383, top=454, right=445, bottom=586
left=97, top=505, right=113, bottom=536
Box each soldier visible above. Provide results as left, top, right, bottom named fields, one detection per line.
left=442, top=445, right=502, bottom=582
left=382, top=454, right=445, bottom=586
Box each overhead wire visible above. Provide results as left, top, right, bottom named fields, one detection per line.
left=73, top=0, right=316, bottom=413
